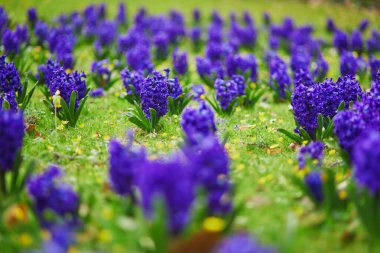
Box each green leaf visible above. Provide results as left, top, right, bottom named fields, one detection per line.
left=73, top=96, right=88, bottom=126
left=337, top=101, right=345, bottom=112
left=299, top=128, right=312, bottom=142
left=277, top=128, right=302, bottom=144
left=316, top=114, right=323, bottom=140
left=69, top=91, right=78, bottom=118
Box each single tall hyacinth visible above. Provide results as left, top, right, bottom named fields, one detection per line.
left=181, top=102, right=216, bottom=144
left=140, top=71, right=169, bottom=118
left=297, top=141, right=324, bottom=169
left=214, top=233, right=275, bottom=253
left=138, top=155, right=194, bottom=235
left=120, top=67, right=144, bottom=97
left=167, top=77, right=183, bottom=99
left=268, top=54, right=291, bottom=99
left=215, top=78, right=239, bottom=110
left=333, top=110, right=366, bottom=156
left=108, top=132, right=146, bottom=198
left=184, top=136, right=232, bottom=216
left=0, top=55, right=22, bottom=110
left=305, top=171, right=324, bottom=203
left=27, top=166, right=80, bottom=226
left=172, top=49, right=188, bottom=76
left=0, top=110, right=24, bottom=172
left=340, top=52, right=358, bottom=77
left=353, top=131, right=380, bottom=195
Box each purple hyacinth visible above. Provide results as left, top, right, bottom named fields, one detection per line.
left=120, top=68, right=144, bottom=96
left=0, top=56, right=22, bottom=111
left=297, top=141, right=324, bottom=169
left=95, top=20, right=117, bottom=47
left=0, top=110, right=24, bottom=172
left=353, top=130, right=380, bottom=195
left=370, top=57, right=380, bottom=80
left=312, top=56, right=329, bottom=81
left=333, top=29, right=349, bottom=54
left=15, top=25, right=29, bottom=45
left=35, top=21, right=49, bottom=45
left=109, top=132, right=146, bottom=197
left=290, top=48, right=311, bottom=74
left=167, top=77, right=183, bottom=99
left=36, top=59, right=61, bottom=85
left=116, top=3, right=127, bottom=25
left=153, top=32, right=169, bottom=60
left=2, top=28, right=19, bottom=55
left=231, top=75, right=246, bottom=96
left=126, top=44, right=153, bottom=73
left=214, top=233, right=275, bottom=253
left=91, top=59, right=111, bottom=89
left=358, top=19, right=369, bottom=32
left=268, top=54, right=291, bottom=98
left=190, top=26, right=202, bottom=46
left=326, top=18, right=336, bottom=33
left=172, top=49, right=188, bottom=76
left=138, top=155, right=194, bottom=235
left=193, top=9, right=201, bottom=23
left=226, top=54, right=258, bottom=81
left=27, top=8, right=38, bottom=26
left=47, top=66, right=87, bottom=108
left=140, top=71, right=169, bottom=118
left=181, top=102, right=216, bottom=144
left=351, top=30, right=364, bottom=54
left=89, top=88, right=104, bottom=98
left=184, top=136, right=231, bottom=216
left=191, top=84, right=205, bottom=100
left=292, top=76, right=362, bottom=135
left=215, top=78, right=239, bottom=110
left=0, top=7, right=8, bottom=35
left=305, top=171, right=323, bottom=203
left=333, top=110, right=366, bottom=156
left=27, top=166, right=79, bottom=226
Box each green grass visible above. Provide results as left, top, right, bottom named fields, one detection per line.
left=1, top=0, right=379, bottom=252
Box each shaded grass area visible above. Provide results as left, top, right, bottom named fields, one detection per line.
left=1, top=0, right=379, bottom=252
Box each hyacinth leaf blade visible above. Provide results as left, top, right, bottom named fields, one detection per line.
left=337, top=101, right=346, bottom=112
left=125, top=84, right=140, bottom=104
left=316, top=114, right=324, bottom=140
left=351, top=186, right=380, bottom=239
left=245, top=88, right=264, bottom=109
left=184, top=188, right=208, bottom=236
left=149, top=108, right=160, bottom=131
left=168, top=94, right=193, bottom=115
left=1, top=99, right=10, bottom=110
left=321, top=169, right=346, bottom=213
left=17, top=78, right=38, bottom=110
left=13, top=159, right=36, bottom=194
left=127, top=102, right=160, bottom=132
left=73, top=95, right=89, bottom=126
left=150, top=197, right=169, bottom=253
left=299, top=128, right=312, bottom=142
left=277, top=128, right=302, bottom=144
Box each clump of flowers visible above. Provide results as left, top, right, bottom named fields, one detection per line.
left=282, top=75, right=362, bottom=142
left=225, top=54, right=258, bottom=82
left=108, top=132, right=146, bottom=200
left=172, top=49, right=188, bottom=76
left=352, top=130, right=380, bottom=239
left=42, top=63, right=89, bottom=127
left=121, top=67, right=144, bottom=103
left=138, top=155, right=194, bottom=235
left=181, top=102, right=216, bottom=145
left=207, top=78, right=240, bottom=115
left=297, top=141, right=324, bottom=169
left=126, top=70, right=169, bottom=132
left=0, top=109, right=27, bottom=197
left=267, top=53, right=291, bottom=101
left=90, top=59, right=116, bottom=91
left=27, top=165, right=80, bottom=227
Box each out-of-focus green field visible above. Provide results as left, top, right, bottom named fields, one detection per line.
left=1, top=0, right=379, bottom=252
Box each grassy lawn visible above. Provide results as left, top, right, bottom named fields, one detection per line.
left=1, top=0, right=379, bottom=252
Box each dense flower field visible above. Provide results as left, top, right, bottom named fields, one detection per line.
left=0, top=0, right=379, bottom=252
